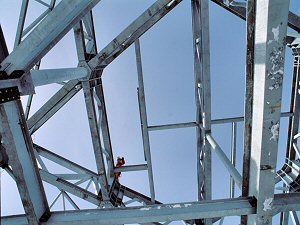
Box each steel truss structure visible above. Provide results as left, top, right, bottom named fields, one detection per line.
left=1, top=0, right=300, bottom=225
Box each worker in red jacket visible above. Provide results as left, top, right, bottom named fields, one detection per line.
left=115, top=156, right=125, bottom=180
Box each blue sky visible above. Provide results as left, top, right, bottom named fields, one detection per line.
left=1, top=1, right=300, bottom=224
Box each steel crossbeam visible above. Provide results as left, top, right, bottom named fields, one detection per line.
left=3, top=193, right=300, bottom=225
left=0, top=68, right=88, bottom=89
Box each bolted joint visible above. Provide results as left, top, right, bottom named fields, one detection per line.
left=77, top=62, right=93, bottom=80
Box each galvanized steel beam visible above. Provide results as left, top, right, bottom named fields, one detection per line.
left=30, top=68, right=88, bottom=87
left=230, top=122, right=237, bottom=198
left=241, top=0, right=256, bottom=224
left=148, top=122, right=198, bottom=131
left=191, top=5, right=212, bottom=225
left=94, top=82, right=115, bottom=180
left=5, top=193, right=300, bottom=225
left=247, top=1, right=290, bottom=225
left=34, top=144, right=97, bottom=176
left=82, top=80, right=109, bottom=200
left=40, top=170, right=102, bottom=206
left=0, top=101, right=50, bottom=225
left=1, top=196, right=257, bottom=225
left=114, top=164, right=148, bottom=173
left=27, top=80, right=81, bottom=134
left=135, top=39, right=155, bottom=202
left=206, top=134, right=242, bottom=189
left=0, top=68, right=88, bottom=89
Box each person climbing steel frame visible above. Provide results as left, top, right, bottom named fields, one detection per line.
left=115, top=156, right=125, bottom=180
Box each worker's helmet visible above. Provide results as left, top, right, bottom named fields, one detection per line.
left=117, top=156, right=125, bottom=164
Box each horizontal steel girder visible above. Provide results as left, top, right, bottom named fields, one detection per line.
left=3, top=193, right=300, bottom=225
left=0, top=68, right=88, bottom=90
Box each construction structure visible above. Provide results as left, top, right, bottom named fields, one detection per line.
left=1, top=0, right=300, bottom=224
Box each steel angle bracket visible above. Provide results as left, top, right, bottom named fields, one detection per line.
left=0, top=86, right=20, bottom=104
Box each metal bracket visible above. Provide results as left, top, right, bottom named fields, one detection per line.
left=0, top=70, right=35, bottom=99
left=0, top=86, right=20, bottom=104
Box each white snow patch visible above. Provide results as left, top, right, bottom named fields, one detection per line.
left=173, top=204, right=181, bottom=208
left=140, top=207, right=151, bottom=211
left=269, top=86, right=274, bottom=91
left=272, top=26, right=280, bottom=42
left=270, top=122, right=280, bottom=141
left=263, top=198, right=273, bottom=211
left=184, top=204, right=192, bottom=207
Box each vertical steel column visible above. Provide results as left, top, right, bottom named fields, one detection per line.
left=82, top=11, right=98, bottom=56
left=73, top=21, right=87, bottom=63
left=230, top=122, right=237, bottom=198
left=192, top=1, right=212, bottom=224
left=242, top=0, right=256, bottom=221
left=135, top=39, right=155, bottom=202
left=0, top=101, right=50, bottom=225
left=247, top=1, right=290, bottom=225
left=82, top=81, right=109, bottom=200
left=73, top=14, right=115, bottom=180
left=94, top=82, right=115, bottom=180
